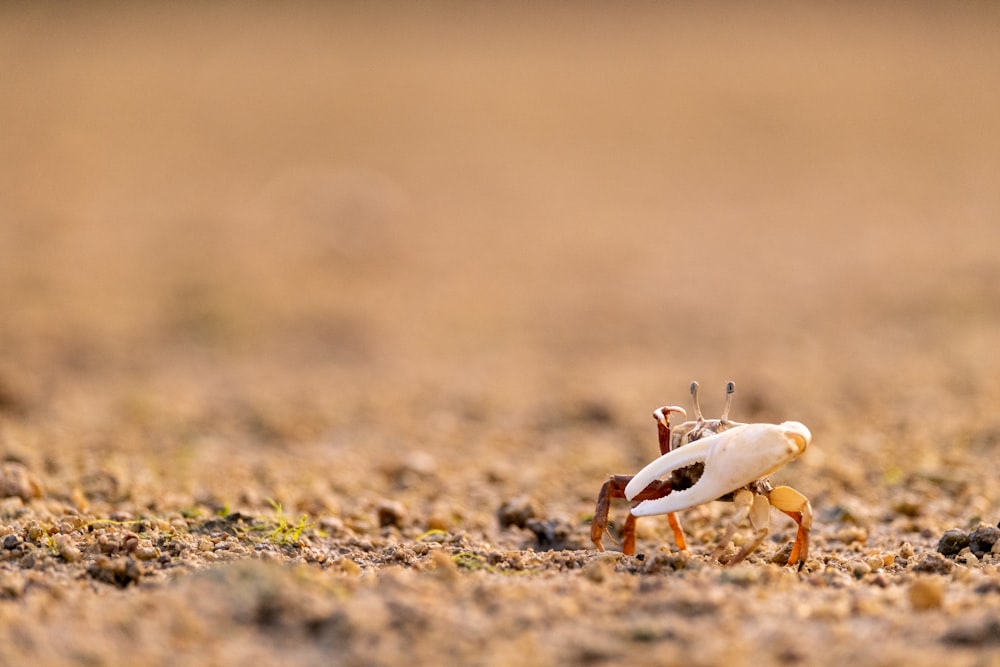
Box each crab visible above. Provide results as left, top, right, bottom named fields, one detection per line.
left=590, top=381, right=813, bottom=567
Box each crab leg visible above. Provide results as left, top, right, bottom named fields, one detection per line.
left=666, top=512, right=688, bottom=551
left=768, top=485, right=813, bottom=565
left=591, top=476, right=683, bottom=554
left=591, top=475, right=634, bottom=551
left=713, top=490, right=772, bottom=565
left=625, top=422, right=811, bottom=517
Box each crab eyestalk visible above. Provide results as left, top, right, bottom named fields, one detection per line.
left=689, top=381, right=704, bottom=421
left=720, top=380, right=736, bottom=423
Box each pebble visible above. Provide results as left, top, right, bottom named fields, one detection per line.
left=581, top=557, right=614, bottom=583
left=134, top=545, right=160, bottom=561
left=376, top=500, right=406, bottom=529
left=54, top=534, right=83, bottom=563
left=834, top=526, right=868, bottom=544
left=87, top=556, right=144, bottom=588
left=908, top=578, right=944, bottom=610
left=427, top=549, right=459, bottom=583
left=2, top=534, right=20, bottom=550
left=968, top=523, right=1000, bottom=557
left=942, top=617, right=1000, bottom=646
left=496, top=496, right=537, bottom=529
left=0, top=462, right=43, bottom=501
left=26, top=522, right=46, bottom=541
left=937, top=529, right=970, bottom=556
left=850, top=559, right=872, bottom=578
left=338, top=557, right=362, bottom=576
left=0, top=571, right=26, bottom=598
left=957, top=549, right=979, bottom=566
left=914, top=552, right=954, bottom=574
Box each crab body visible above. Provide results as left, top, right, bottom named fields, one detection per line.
left=590, top=381, right=813, bottom=567
left=627, top=421, right=811, bottom=515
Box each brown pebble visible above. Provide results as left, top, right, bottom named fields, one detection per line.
left=850, top=559, right=872, bottom=578
left=942, top=617, right=1000, bottom=646
left=834, top=527, right=868, bottom=544
left=914, top=552, right=954, bottom=574
left=0, top=462, right=43, bottom=501
left=338, top=557, right=362, bottom=576
left=134, top=545, right=160, bottom=561
left=968, top=523, right=1000, bottom=557
left=54, top=535, right=83, bottom=563
left=428, top=549, right=459, bottom=583
left=497, top=496, right=537, bottom=529
left=581, top=557, right=612, bottom=583
left=376, top=500, right=406, bottom=528
left=908, top=578, right=944, bottom=611
left=0, top=571, right=26, bottom=598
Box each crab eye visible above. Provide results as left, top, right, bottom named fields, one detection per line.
left=689, top=381, right=704, bottom=421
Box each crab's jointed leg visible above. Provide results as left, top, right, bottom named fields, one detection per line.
left=591, top=475, right=632, bottom=551
left=666, top=512, right=688, bottom=552
left=711, top=489, right=772, bottom=565
left=590, top=475, right=685, bottom=554
left=768, top=485, right=813, bottom=566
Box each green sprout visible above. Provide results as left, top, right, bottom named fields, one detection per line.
left=262, top=498, right=313, bottom=546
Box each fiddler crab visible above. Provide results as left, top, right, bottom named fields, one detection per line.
left=591, top=381, right=813, bottom=567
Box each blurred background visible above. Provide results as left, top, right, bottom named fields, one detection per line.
left=1, top=4, right=999, bottom=523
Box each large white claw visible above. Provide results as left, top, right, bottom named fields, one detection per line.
left=626, top=421, right=811, bottom=517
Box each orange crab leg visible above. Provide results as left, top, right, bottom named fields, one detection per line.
left=591, top=475, right=681, bottom=555
left=769, top=485, right=813, bottom=566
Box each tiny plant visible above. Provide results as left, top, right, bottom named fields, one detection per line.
left=263, top=498, right=312, bottom=546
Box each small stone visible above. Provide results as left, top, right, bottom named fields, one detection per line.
left=198, top=538, right=215, bottom=552
left=2, top=535, right=20, bottom=550
left=908, top=578, right=944, bottom=611
left=582, top=557, right=612, bottom=583
left=54, top=535, right=82, bottom=563
left=425, top=513, right=450, bottom=532
left=850, top=559, right=872, bottom=578
left=497, top=496, right=537, bottom=529
left=87, top=556, right=144, bottom=588
left=899, top=542, right=915, bottom=559
left=0, top=571, right=26, bottom=598
left=968, top=523, right=1000, bottom=557
left=134, top=545, right=160, bottom=561
left=957, top=550, right=979, bottom=566
left=376, top=500, right=406, bottom=529
left=942, top=617, right=1000, bottom=646
left=834, top=526, right=868, bottom=544
left=427, top=549, right=459, bottom=583
left=26, top=522, right=46, bottom=542
left=525, top=517, right=584, bottom=551
left=937, top=529, right=970, bottom=556
left=0, top=463, right=43, bottom=501
left=338, top=557, right=362, bottom=576
left=914, top=552, right=954, bottom=574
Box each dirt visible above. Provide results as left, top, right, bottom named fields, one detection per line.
left=2, top=4, right=1000, bottom=666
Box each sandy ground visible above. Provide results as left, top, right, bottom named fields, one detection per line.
left=2, top=4, right=1000, bottom=666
